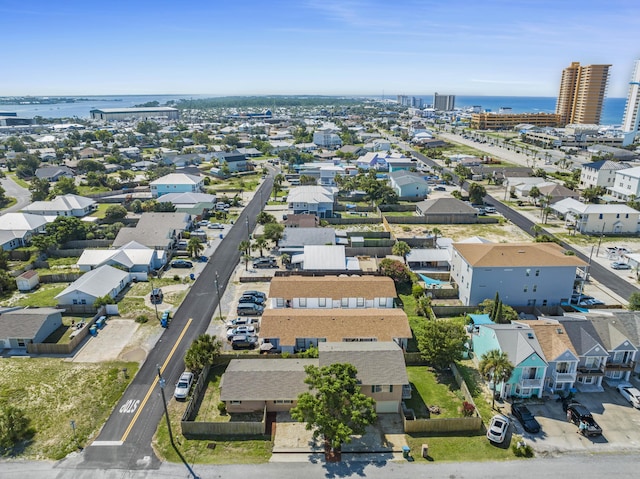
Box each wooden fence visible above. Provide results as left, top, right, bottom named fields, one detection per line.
left=182, top=364, right=211, bottom=422
left=27, top=306, right=106, bottom=355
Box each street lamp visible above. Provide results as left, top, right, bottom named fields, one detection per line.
left=157, top=366, right=199, bottom=479
left=215, top=271, right=223, bottom=321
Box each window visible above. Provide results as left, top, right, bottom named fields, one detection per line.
left=378, top=298, right=386, bottom=307
left=542, top=299, right=547, bottom=306
left=535, top=269, right=540, bottom=277
left=274, top=400, right=293, bottom=404
left=319, top=298, right=326, bottom=307
left=533, top=285, right=537, bottom=292
left=599, top=214, right=603, bottom=219
left=356, top=297, right=365, bottom=307
left=276, top=298, right=284, bottom=307
left=371, top=385, right=382, bottom=393
left=557, top=362, right=571, bottom=373
left=389, top=385, right=394, bottom=393
left=526, top=269, right=530, bottom=277
left=230, top=401, right=242, bottom=405
left=523, top=285, right=528, bottom=292
left=299, top=298, right=307, bottom=307
left=17, top=339, right=26, bottom=348
left=341, top=298, right=348, bottom=308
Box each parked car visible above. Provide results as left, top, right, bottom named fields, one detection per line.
left=433, top=186, right=446, bottom=191
left=237, top=303, right=264, bottom=316
left=617, top=382, right=640, bottom=408
left=487, top=414, right=510, bottom=443
left=171, top=259, right=193, bottom=268
left=244, top=290, right=266, bottom=300
left=150, top=288, right=163, bottom=304
left=226, top=325, right=256, bottom=339
left=484, top=205, right=496, bottom=213
left=565, top=402, right=602, bottom=436
left=208, top=222, right=224, bottom=229
left=197, top=220, right=209, bottom=227
left=570, top=294, right=593, bottom=305
left=225, top=317, right=258, bottom=328
left=611, top=262, right=632, bottom=270
left=511, top=403, right=541, bottom=433
left=253, top=257, right=277, bottom=268
left=174, top=371, right=194, bottom=400
left=231, top=334, right=258, bottom=350
left=239, top=294, right=265, bottom=305
left=579, top=298, right=604, bottom=306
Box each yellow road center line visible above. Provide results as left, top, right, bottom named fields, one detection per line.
left=120, top=318, right=193, bottom=442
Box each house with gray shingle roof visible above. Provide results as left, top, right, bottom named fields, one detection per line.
left=112, top=212, right=191, bottom=252
left=34, top=165, right=75, bottom=181
left=415, top=197, right=478, bottom=223
left=0, top=308, right=63, bottom=350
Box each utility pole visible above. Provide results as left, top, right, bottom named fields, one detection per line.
left=215, top=271, right=223, bottom=321
left=596, top=223, right=606, bottom=257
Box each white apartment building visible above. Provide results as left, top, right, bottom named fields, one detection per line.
left=609, top=166, right=640, bottom=202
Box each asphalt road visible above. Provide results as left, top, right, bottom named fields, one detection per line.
left=408, top=145, right=639, bottom=301
left=0, top=174, right=32, bottom=213
left=78, top=173, right=274, bottom=471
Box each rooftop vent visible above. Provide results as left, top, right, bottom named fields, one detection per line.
left=557, top=328, right=564, bottom=334
left=527, top=332, right=534, bottom=339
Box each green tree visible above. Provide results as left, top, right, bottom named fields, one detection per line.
left=256, top=211, right=277, bottom=224
left=0, top=404, right=32, bottom=450
left=136, top=120, right=159, bottom=135
left=187, top=237, right=204, bottom=258
left=53, top=176, right=78, bottom=196
left=290, top=363, right=377, bottom=456
left=392, top=241, right=411, bottom=264
left=253, top=237, right=268, bottom=257
left=263, top=222, right=284, bottom=246
left=0, top=185, right=8, bottom=208
left=46, top=216, right=88, bottom=244
left=77, top=159, right=106, bottom=173
left=184, top=334, right=222, bottom=376
left=104, top=205, right=128, bottom=221
left=238, top=240, right=251, bottom=255
left=272, top=173, right=285, bottom=200
left=131, top=199, right=143, bottom=213
left=629, top=292, right=640, bottom=311
left=415, top=320, right=466, bottom=369
left=29, top=177, right=51, bottom=201
left=468, top=182, right=486, bottom=205
left=242, top=253, right=252, bottom=271
left=479, top=349, right=515, bottom=409
left=378, top=258, right=410, bottom=284
left=528, top=186, right=541, bottom=206
left=154, top=201, right=176, bottom=212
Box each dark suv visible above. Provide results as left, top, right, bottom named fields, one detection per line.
left=565, top=402, right=602, bottom=436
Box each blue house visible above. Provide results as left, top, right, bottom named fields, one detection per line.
left=472, top=324, right=547, bottom=399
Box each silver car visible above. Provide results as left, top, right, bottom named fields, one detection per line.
left=174, top=371, right=194, bottom=400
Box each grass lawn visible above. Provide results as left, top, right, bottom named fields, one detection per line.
left=45, top=256, right=81, bottom=267
left=0, top=358, right=138, bottom=459
left=153, top=366, right=272, bottom=464
left=76, top=185, right=110, bottom=196
left=0, top=197, right=18, bottom=211
left=405, top=431, right=516, bottom=463
left=117, top=297, right=151, bottom=318
left=10, top=284, right=67, bottom=308
left=406, top=366, right=465, bottom=419
left=382, top=211, right=415, bottom=217
left=89, top=203, right=111, bottom=219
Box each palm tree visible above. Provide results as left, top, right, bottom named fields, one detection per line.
left=528, top=186, right=541, bottom=206
left=392, top=241, right=411, bottom=264
left=431, top=227, right=442, bottom=246
left=479, top=349, right=515, bottom=409
left=253, top=237, right=268, bottom=257
left=242, top=253, right=252, bottom=271
left=187, top=237, right=204, bottom=258
left=530, top=224, right=542, bottom=238
left=238, top=240, right=251, bottom=255
left=273, top=173, right=285, bottom=200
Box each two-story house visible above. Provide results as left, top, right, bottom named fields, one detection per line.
left=287, top=185, right=336, bottom=218
left=552, top=198, right=640, bottom=235
left=472, top=323, right=547, bottom=399
left=609, top=165, right=640, bottom=202
left=579, top=159, right=630, bottom=190
left=150, top=173, right=204, bottom=198
left=450, top=242, right=587, bottom=307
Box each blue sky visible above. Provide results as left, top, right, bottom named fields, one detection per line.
left=1, top=0, right=638, bottom=97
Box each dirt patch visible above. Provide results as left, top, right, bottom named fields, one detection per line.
left=72, top=319, right=139, bottom=363
left=390, top=221, right=530, bottom=243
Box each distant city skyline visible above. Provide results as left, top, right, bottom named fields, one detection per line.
left=1, top=0, right=639, bottom=97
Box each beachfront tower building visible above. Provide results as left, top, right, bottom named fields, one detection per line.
left=555, top=62, right=611, bottom=126
left=622, top=60, right=640, bottom=133
left=433, top=93, right=455, bottom=111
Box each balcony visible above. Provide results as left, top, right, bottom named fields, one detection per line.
left=605, top=361, right=636, bottom=371
left=519, top=378, right=544, bottom=389
left=577, top=365, right=605, bottom=376
left=552, top=370, right=577, bottom=383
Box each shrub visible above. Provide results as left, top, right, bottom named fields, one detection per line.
left=511, top=435, right=534, bottom=457
left=135, top=314, right=149, bottom=324
left=281, top=351, right=292, bottom=358
left=412, top=283, right=425, bottom=299
left=217, top=401, right=227, bottom=415
left=173, top=275, right=180, bottom=281
left=460, top=401, right=475, bottom=417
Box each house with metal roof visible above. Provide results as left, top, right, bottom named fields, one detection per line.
left=450, top=242, right=587, bottom=307
left=278, top=226, right=336, bottom=254
left=0, top=212, right=49, bottom=248
left=77, top=240, right=164, bottom=274
left=287, top=185, right=336, bottom=218
left=389, top=171, right=429, bottom=200
left=551, top=197, right=640, bottom=234
left=22, top=194, right=97, bottom=218
left=149, top=173, right=204, bottom=198
left=55, top=265, right=131, bottom=306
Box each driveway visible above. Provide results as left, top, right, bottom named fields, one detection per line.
left=510, top=385, right=640, bottom=456
left=71, top=319, right=139, bottom=363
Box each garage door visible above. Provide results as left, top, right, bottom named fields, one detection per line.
left=376, top=401, right=399, bottom=413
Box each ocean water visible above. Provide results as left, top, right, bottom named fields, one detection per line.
left=418, top=95, right=626, bottom=126
left=1, top=94, right=627, bottom=126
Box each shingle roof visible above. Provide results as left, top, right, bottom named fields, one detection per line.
left=583, top=160, right=630, bottom=171
left=279, top=227, right=335, bottom=248
left=482, top=324, right=546, bottom=365
left=453, top=242, right=587, bottom=268
left=22, top=194, right=95, bottom=213
left=260, top=308, right=412, bottom=347
left=220, top=358, right=316, bottom=401
left=516, top=320, right=578, bottom=361
left=0, top=308, right=61, bottom=340
left=112, top=212, right=190, bottom=248
left=556, top=319, right=605, bottom=355
left=318, top=342, right=408, bottom=385
left=268, top=275, right=397, bottom=301
left=416, top=198, right=477, bottom=215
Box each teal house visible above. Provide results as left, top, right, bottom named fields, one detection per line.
left=472, top=324, right=548, bottom=399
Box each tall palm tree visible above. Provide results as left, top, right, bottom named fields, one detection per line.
left=392, top=241, right=411, bottom=264
left=479, top=349, right=514, bottom=409
left=431, top=227, right=442, bottom=246
left=253, top=237, right=268, bottom=257
left=187, top=237, right=204, bottom=258
left=238, top=240, right=251, bottom=255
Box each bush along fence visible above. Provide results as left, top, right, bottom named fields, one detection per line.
left=402, top=362, right=483, bottom=434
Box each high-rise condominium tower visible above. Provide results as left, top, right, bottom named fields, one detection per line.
left=555, top=62, right=611, bottom=125
left=622, top=60, right=640, bottom=133
left=433, top=93, right=455, bottom=111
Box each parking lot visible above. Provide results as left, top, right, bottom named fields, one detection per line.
left=509, top=382, right=640, bottom=455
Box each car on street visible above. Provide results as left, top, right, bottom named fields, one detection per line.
left=226, top=325, right=256, bottom=339
left=487, top=414, right=510, bottom=443
left=611, top=262, right=632, bottom=270
left=239, top=294, right=265, bottom=305
left=171, top=259, right=193, bottom=268
left=511, top=403, right=541, bottom=433
left=174, top=371, right=194, bottom=400
left=617, top=382, right=640, bottom=408
left=433, top=186, right=446, bottom=191
left=208, top=222, right=224, bottom=229
left=565, top=402, right=602, bottom=436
